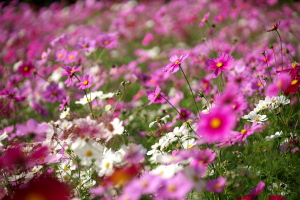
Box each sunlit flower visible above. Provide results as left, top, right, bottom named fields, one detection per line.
left=162, top=54, right=188, bottom=74
left=205, top=52, right=234, bottom=78
left=197, top=106, right=236, bottom=143
left=76, top=75, right=93, bottom=90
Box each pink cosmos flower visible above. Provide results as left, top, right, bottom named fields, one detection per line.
left=157, top=172, right=193, bottom=200
left=162, top=54, right=188, bottom=74
left=197, top=106, right=236, bottom=143
left=64, top=51, right=78, bottom=64
left=267, top=21, right=280, bottom=32
left=229, top=122, right=262, bottom=146
left=43, top=83, right=66, bottom=103
left=59, top=96, right=70, bottom=111
left=147, top=86, right=166, bottom=105
left=17, top=62, right=35, bottom=77
left=199, top=12, right=210, bottom=27
left=76, top=37, right=96, bottom=52
left=55, top=49, right=67, bottom=62
left=206, top=177, right=226, bottom=193
left=249, top=181, right=265, bottom=197
left=62, top=66, right=82, bottom=87
left=142, top=33, right=153, bottom=46
left=76, top=75, right=93, bottom=90
left=16, top=119, right=49, bottom=142
left=0, top=88, right=25, bottom=102
left=205, top=52, right=234, bottom=78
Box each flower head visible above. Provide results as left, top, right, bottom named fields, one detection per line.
left=62, top=66, right=81, bottom=87
left=199, top=12, right=210, bottom=27
left=205, top=52, right=234, bottom=78
left=17, top=62, right=35, bottom=77
left=147, top=86, right=166, bottom=105
left=206, top=177, right=227, bottom=193
left=197, top=106, right=236, bottom=143
left=76, top=75, right=93, bottom=90
left=267, top=21, right=280, bottom=32
left=162, top=54, right=188, bottom=74
left=76, top=37, right=96, bottom=52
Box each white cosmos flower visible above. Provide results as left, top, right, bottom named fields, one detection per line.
left=149, top=115, right=170, bottom=128
left=104, top=118, right=124, bottom=141
left=150, top=164, right=182, bottom=178
left=266, top=131, right=283, bottom=141
left=75, top=91, right=115, bottom=105
left=242, top=111, right=268, bottom=124
left=60, top=107, right=70, bottom=119
left=71, top=138, right=104, bottom=166
left=75, top=91, right=104, bottom=105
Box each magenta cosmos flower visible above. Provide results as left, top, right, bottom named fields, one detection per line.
left=197, top=106, right=236, bottom=143
left=206, top=177, right=227, bottom=193
left=147, top=86, right=166, bottom=105
left=162, top=54, right=188, bottom=74
left=17, top=62, right=35, bottom=77
left=76, top=74, right=93, bottom=90
left=205, top=52, right=234, bottom=78
left=267, top=21, right=280, bottom=32
left=62, top=66, right=82, bottom=87
left=199, top=12, right=210, bottom=27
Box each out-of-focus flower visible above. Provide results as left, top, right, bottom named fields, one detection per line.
left=199, top=12, right=210, bottom=27
left=17, top=62, right=35, bottom=77
left=148, top=86, right=166, bottom=105
left=206, top=177, right=227, bottom=193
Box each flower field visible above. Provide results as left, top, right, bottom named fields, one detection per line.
left=0, top=0, right=300, bottom=199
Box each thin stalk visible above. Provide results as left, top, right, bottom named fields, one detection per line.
left=275, top=30, right=284, bottom=70
left=271, top=48, right=278, bottom=70
left=263, top=55, right=272, bottom=83
left=160, top=95, right=196, bottom=134
left=74, top=75, right=95, bottom=119
left=179, top=64, right=200, bottom=118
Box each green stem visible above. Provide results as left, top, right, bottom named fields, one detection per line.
left=275, top=30, right=284, bottom=70
left=179, top=65, right=200, bottom=118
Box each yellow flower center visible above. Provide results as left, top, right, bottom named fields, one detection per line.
left=214, top=183, right=221, bottom=189
left=291, top=80, right=298, bottom=85
left=86, top=150, right=93, bottom=156
left=83, top=43, right=88, bottom=48
left=71, top=70, right=75, bottom=73
left=210, top=118, right=221, bottom=129
left=83, top=80, right=89, bottom=85
left=105, top=162, right=110, bottom=168
left=167, top=184, right=177, bottom=192
left=105, top=41, right=110, bottom=45
left=257, top=82, right=262, bottom=87
left=216, top=62, right=223, bottom=67
left=174, top=60, right=180, bottom=64
left=25, top=193, right=46, bottom=200
left=69, top=55, right=74, bottom=60
left=254, top=117, right=260, bottom=121
left=58, top=54, right=63, bottom=58
left=241, top=129, right=247, bottom=134
left=292, top=62, right=298, bottom=68
left=23, top=66, right=29, bottom=72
